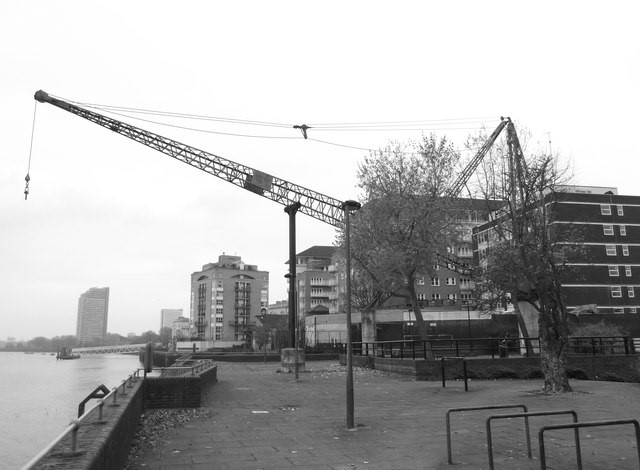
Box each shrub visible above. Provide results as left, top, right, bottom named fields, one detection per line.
left=480, top=366, right=519, bottom=379
left=595, top=372, right=627, bottom=382
left=518, top=366, right=544, bottom=379
left=567, top=368, right=589, bottom=380
left=570, top=320, right=628, bottom=337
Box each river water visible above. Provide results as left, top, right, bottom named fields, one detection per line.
left=0, top=352, right=142, bottom=469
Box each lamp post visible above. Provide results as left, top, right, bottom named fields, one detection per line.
left=342, top=199, right=361, bottom=430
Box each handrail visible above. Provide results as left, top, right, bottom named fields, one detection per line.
left=156, top=359, right=217, bottom=377
left=20, top=368, right=142, bottom=470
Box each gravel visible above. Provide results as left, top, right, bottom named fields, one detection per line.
left=124, top=407, right=213, bottom=469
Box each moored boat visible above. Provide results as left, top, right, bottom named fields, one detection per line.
left=56, top=346, right=80, bottom=360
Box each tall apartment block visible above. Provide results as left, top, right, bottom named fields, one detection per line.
left=76, top=287, right=109, bottom=346
left=160, top=308, right=183, bottom=331
left=190, top=255, right=269, bottom=348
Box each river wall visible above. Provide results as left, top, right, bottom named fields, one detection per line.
left=34, top=365, right=217, bottom=470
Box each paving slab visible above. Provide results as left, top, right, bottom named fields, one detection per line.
left=127, top=361, right=640, bottom=470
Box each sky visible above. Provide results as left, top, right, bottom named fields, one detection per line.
left=2, top=1, right=638, bottom=341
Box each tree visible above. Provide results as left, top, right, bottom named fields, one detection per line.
left=347, top=134, right=462, bottom=343
left=470, top=124, right=581, bottom=392
left=139, top=330, right=161, bottom=344
left=159, top=327, right=173, bottom=348
left=27, top=336, right=50, bottom=350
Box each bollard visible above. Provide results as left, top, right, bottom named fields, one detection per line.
left=69, top=419, right=80, bottom=452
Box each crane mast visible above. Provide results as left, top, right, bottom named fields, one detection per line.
left=34, top=90, right=345, bottom=227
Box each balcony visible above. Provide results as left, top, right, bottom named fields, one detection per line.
left=228, top=320, right=256, bottom=327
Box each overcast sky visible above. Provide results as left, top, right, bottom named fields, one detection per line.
left=2, top=1, right=638, bottom=341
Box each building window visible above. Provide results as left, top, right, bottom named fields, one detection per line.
left=431, top=293, right=441, bottom=300
left=600, top=204, right=611, bottom=215
left=417, top=293, right=426, bottom=301
left=631, top=307, right=637, bottom=314
left=416, top=278, right=425, bottom=285
left=613, top=307, right=625, bottom=314
left=606, top=245, right=616, bottom=256
left=603, top=224, right=614, bottom=236
left=620, top=225, right=627, bottom=236
left=461, top=293, right=473, bottom=300
left=611, top=286, right=622, bottom=298
left=446, top=277, right=456, bottom=285
left=617, top=205, right=624, bottom=216
left=629, top=286, right=635, bottom=298
left=431, top=277, right=440, bottom=287
left=622, top=245, right=630, bottom=256
left=626, top=265, right=632, bottom=276
left=609, top=265, right=619, bottom=276
left=447, top=293, right=457, bottom=300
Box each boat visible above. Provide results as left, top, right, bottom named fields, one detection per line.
left=56, top=346, right=80, bottom=360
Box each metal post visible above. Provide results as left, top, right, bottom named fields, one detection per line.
left=342, top=200, right=361, bottom=430
left=465, top=301, right=472, bottom=351
left=285, top=202, right=301, bottom=348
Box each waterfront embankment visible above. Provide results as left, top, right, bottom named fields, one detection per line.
left=126, top=361, right=640, bottom=470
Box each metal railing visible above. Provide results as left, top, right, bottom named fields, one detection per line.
left=20, top=368, right=142, bottom=470
left=156, top=359, right=217, bottom=377
left=343, top=335, right=635, bottom=359
left=446, top=404, right=529, bottom=465
left=539, top=419, right=640, bottom=470
left=486, top=410, right=581, bottom=470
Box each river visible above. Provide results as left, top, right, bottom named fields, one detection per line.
left=0, top=352, right=142, bottom=469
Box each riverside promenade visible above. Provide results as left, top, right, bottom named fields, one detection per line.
left=127, top=361, right=640, bottom=470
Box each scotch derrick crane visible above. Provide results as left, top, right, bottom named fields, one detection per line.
left=33, top=89, right=513, bottom=345
left=33, top=90, right=511, bottom=231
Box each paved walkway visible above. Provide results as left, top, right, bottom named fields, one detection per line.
left=129, top=361, right=640, bottom=470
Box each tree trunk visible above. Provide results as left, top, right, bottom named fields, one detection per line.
left=538, top=300, right=572, bottom=393
left=406, top=281, right=434, bottom=359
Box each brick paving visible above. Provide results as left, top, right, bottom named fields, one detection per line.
left=128, top=361, right=640, bottom=470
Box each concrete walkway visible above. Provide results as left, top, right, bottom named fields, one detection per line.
left=128, top=361, right=640, bottom=470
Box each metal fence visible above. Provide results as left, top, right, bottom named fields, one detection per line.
left=342, top=335, right=635, bottom=359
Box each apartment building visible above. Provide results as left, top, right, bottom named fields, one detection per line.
left=76, top=287, right=109, bottom=346
left=295, top=246, right=341, bottom=316
left=190, top=254, right=269, bottom=348
left=160, top=308, right=183, bottom=331
left=473, top=186, right=640, bottom=316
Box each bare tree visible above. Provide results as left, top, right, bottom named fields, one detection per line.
left=470, top=124, right=582, bottom=392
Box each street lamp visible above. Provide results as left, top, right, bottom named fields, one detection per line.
left=342, top=199, right=361, bottom=430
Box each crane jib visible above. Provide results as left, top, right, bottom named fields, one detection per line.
left=34, top=90, right=347, bottom=227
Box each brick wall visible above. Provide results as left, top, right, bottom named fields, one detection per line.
left=347, top=354, right=640, bottom=382
left=144, top=365, right=217, bottom=408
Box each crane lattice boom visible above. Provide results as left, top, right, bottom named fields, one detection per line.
left=34, top=90, right=345, bottom=227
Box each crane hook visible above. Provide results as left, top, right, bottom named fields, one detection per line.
left=24, top=173, right=30, bottom=200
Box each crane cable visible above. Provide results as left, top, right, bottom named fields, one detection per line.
left=24, top=102, right=38, bottom=200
